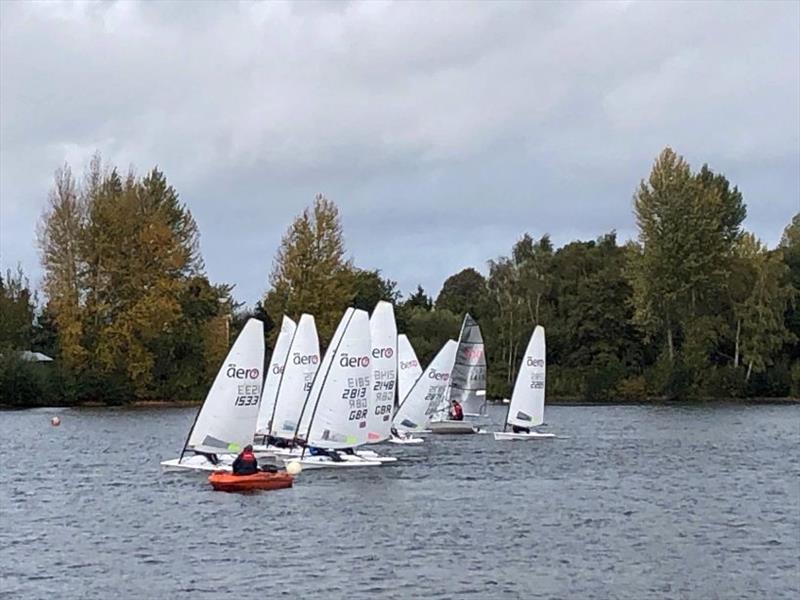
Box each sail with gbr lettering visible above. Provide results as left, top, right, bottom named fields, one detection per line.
left=186, top=318, right=265, bottom=454
left=270, top=314, right=320, bottom=440
left=366, top=301, right=397, bottom=443
left=255, top=316, right=296, bottom=436
left=305, top=308, right=372, bottom=448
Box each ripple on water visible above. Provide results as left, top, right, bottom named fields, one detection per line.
left=0, top=404, right=798, bottom=599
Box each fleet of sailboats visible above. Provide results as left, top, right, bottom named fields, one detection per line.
left=163, top=303, right=556, bottom=475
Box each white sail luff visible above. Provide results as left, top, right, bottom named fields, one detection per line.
left=270, top=314, right=320, bottom=439
left=507, top=325, right=546, bottom=428
left=393, top=339, right=458, bottom=432
left=187, top=318, right=265, bottom=453
left=366, top=301, right=397, bottom=443
left=255, top=316, right=296, bottom=435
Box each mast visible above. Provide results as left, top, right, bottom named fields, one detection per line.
left=295, top=309, right=356, bottom=455
left=178, top=402, right=204, bottom=463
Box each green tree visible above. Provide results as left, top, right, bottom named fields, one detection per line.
left=629, top=148, right=745, bottom=367
left=734, top=234, right=795, bottom=381
left=403, top=307, right=461, bottom=366
left=352, top=269, right=399, bottom=312
left=38, top=155, right=220, bottom=404
left=435, top=267, right=488, bottom=318
left=264, top=194, right=355, bottom=345
left=0, top=266, right=36, bottom=350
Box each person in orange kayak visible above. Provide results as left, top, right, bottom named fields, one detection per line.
left=449, top=399, right=464, bottom=421
left=232, top=444, right=258, bottom=475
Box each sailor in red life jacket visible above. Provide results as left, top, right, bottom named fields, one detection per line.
left=449, top=399, right=464, bottom=421
left=232, top=444, right=259, bottom=475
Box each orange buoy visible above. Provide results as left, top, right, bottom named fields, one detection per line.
left=208, top=471, right=293, bottom=493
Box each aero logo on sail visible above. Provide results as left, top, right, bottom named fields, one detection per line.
left=428, top=369, right=449, bottom=381
left=371, top=347, right=394, bottom=359
left=340, top=353, right=370, bottom=368
left=226, top=364, right=260, bottom=379
left=293, top=353, right=319, bottom=365
left=526, top=357, right=544, bottom=367
left=271, top=363, right=285, bottom=375
left=400, top=360, right=419, bottom=369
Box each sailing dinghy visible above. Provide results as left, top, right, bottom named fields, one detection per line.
left=493, top=326, right=556, bottom=440
left=281, top=308, right=382, bottom=469
left=365, top=301, right=397, bottom=445
left=252, top=314, right=320, bottom=455
left=388, top=334, right=424, bottom=444
left=254, top=316, right=296, bottom=439
left=428, top=314, right=486, bottom=434
left=392, top=339, right=458, bottom=436
left=161, top=318, right=265, bottom=472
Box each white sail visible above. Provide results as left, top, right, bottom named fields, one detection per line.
left=393, top=339, right=458, bottom=432
left=270, top=314, right=320, bottom=440
left=187, top=318, right=265, bottom=453
left=366, top=301, right=397, bottom=443
left=306, top=308, right=372, bottom=448
left=507, top=325, right=546, bottom=428
left=295, top=309, right=351, bottom=438
left=397, top=334, right=423, bottom=405
left=255, top=316, right=296, bottom=436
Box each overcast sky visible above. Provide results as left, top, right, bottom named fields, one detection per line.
left=1, top=1, right=798, bottom=306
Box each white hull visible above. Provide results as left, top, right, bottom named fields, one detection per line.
left=492, top=431, right=556, bottom=441
left=160, top=455, right=233, bottom=472
left=388, top=436, right=424, bottom=445
left=256, top=445, right=396, bottom=463
left=279, top=455, right=382, bottom=470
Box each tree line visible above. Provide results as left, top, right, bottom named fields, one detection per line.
left=1, top=148, right=797, bottom=406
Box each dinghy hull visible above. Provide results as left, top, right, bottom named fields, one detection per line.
left=492, top=431, right=556, bottom=441
left=428, top=420, right=477, bottom=434
left=208, top=471, right=293, bottom=492
left=280, top=456, right=382, bottom=469
left=161, top=455, right=233, bottom=472
left=388, top=436, right=424, bottom=445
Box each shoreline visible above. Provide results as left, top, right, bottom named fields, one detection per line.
left=2, top=397, right=798, bottom=410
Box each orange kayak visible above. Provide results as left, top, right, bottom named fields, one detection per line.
left=208, top=471, right=293, bottom=493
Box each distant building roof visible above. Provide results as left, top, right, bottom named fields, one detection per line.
left=20, top=351, right=54, bottom=363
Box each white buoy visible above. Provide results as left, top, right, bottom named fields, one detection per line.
left=286, top=461, right=302, bottom=476
left=51, top=416, right=61, bottom=427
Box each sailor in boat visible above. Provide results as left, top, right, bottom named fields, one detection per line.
left=266, top=434, right=295, bottom=449
left=511, top=425, right=530, bottom=434
left=390, top=426, right=409, bottom=440
left=449, top=399, right=464, bottom=421
left=232, top=445, right=259, bottom=475
left=308, top=446, right=344, bottom=462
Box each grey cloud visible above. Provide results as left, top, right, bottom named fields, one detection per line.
left=1, top=0, right=797, bottom=305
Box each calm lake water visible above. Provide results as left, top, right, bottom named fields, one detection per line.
left=1, top=404, right=798, bottom=599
